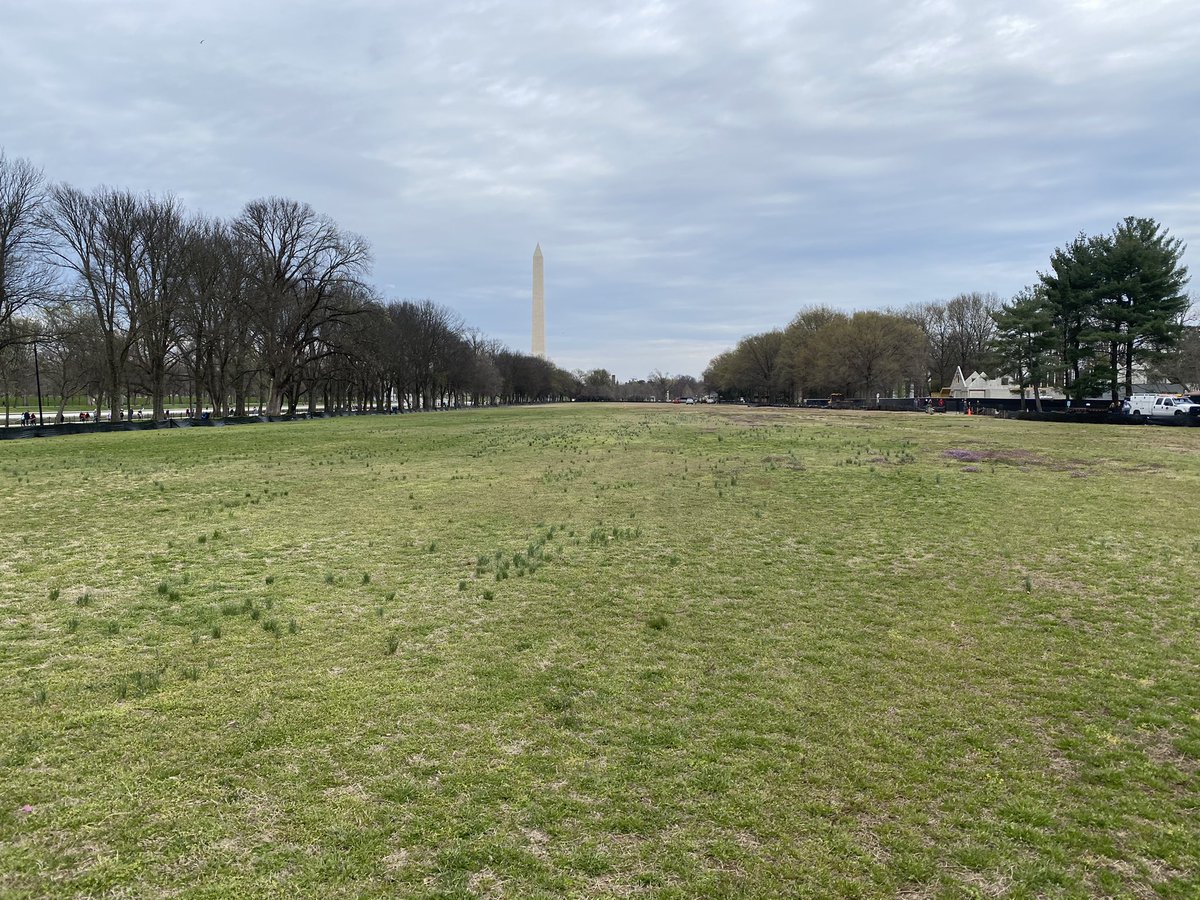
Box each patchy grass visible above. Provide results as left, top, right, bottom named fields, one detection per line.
left=1, top=405, right=1198, bottom=897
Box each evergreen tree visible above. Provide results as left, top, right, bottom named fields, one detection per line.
left=1039, top=232, right=1108, bottom=400
left=992, top=288, right=1057, bottom=412
left=1098, top=217, right=1189, bottom=400
left=1040, top=219, right=1189, bottom=401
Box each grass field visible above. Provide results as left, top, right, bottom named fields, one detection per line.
left=2, top=405, right=1197, bottom=898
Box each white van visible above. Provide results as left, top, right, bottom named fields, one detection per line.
left=1127, top=394, right=1200, bottom=418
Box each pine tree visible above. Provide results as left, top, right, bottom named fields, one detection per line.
left=992, top=288, right=1057, bottom=412
left=1100, top=217, right=1189, bottom=400
left=1039, top=233, right=1108, bottom=400
left=1039, top=219, right=1189, bottom=401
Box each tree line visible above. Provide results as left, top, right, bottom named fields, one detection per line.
left=996, top=217, right=1190, bottom=408
left=705, top=219, right=1193, bottom=407
left=0, top=149, right=579, bottom=422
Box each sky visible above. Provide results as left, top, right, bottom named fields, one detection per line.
left=2, top=0, right=1198, bottom=380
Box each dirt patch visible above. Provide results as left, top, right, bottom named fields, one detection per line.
left=1130, top=728, right=1199, bottom=777
left=942, top=448, right=1049, bottom=465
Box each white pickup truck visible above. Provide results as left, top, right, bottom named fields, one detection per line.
left=1127, top=394, right=1200, bottom=418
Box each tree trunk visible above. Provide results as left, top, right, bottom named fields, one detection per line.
left=107, top=358, right=123, bottom=421
left=265, top=373, right=285, bottom=416
left=151, top=359, right=166, bottom=421
left=1109, top=341, right=1120, bottom=403
left=1123, top=338, right=1135, bottom=398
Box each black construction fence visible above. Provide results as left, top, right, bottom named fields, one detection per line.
left=775, top=395, right=1200, bottom=426
left=5, top=397, right=1199, bottom=441
left=0, top=409, right=393, bottom=441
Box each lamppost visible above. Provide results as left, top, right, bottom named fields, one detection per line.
left=32, top=334, right=45, bottom=428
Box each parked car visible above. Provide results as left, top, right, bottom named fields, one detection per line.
left=1127, top=394, right=1200, bottom=418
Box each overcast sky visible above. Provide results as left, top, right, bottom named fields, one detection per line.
left=3, top=0, right=1197, bottom=379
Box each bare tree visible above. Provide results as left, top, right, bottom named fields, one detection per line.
left=178, top=217, right=248, bottom=416
left=309, top=289, right=387, bottom=413
left=900, top=301, right=953, bottom=392
left=39, top=305, right=102, bottom=421
left=0, top=151, right=53, bottom=352
left=234, top=198, right=371, bottom=415
left=648, top=369, right=672, bottom=401
left=946, top=292, right=1000, bottom=376
left=111, top=193, right=189, bottom=420
left=0, top=322, right=33, bottom=425
left=462, top=329, right=503, bottom=407
left=385, top=299, right=464, bottom=410
left=43, top=185, right=138, bottom=420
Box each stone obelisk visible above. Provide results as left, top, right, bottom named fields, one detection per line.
left=532, top=244, right=546, bottom=358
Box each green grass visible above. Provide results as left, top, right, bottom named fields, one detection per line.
left=1, top=405, right=1198, bottom=897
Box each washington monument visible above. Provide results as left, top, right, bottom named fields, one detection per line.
left=532, top=244, right=545, bottom=358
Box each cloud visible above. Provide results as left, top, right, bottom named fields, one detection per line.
left=2, top=0, right=1197, bottom=378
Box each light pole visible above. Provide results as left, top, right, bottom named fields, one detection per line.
left=32, top=336, right=45, bottom=428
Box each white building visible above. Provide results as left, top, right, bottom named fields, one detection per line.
left=948, top=367, right=1065, bottom=400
